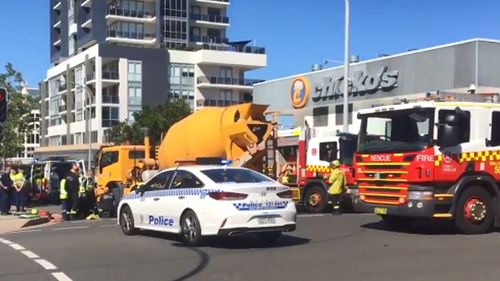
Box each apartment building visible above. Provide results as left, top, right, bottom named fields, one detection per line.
left=38, top=0, right=266, bottom=163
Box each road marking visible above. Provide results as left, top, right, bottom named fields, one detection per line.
left=52, top=272, right=73, bottom=281
left=298, top=214, right=328, bottom=217
left=34, top=259, right=57, bottom=270
left=9, top=243, right=25, bottom=250
left=0, top=238, right=13, bottom=244
left=53, top=226, right=89, bottom=231
left=98, top=224, right=116, bottom=228
left=21, top=250, right=40, bottom=259
left=8, top=229, right=43, bottom=234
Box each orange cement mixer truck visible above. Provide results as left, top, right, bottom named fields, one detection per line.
left=95, top=103, right=275, bottom=217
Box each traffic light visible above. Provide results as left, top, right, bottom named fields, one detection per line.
left=0, top=88, right=7, bottom=123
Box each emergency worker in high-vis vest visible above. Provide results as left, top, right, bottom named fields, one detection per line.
left=327, top=160, right=346, bottom=215
left=59, top=178, right=69, bottom=220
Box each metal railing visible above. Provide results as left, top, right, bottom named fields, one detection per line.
left=197, top=76, right=264, bottom=86
left=102, top=95, right=119, bottom=104
left=107, top=30, right=156, bottom=40
left=190, top=35, right=228, bottom=44
left=198, top=43, right=266, bottom=54
left=86, top=73, right=96, bottom=81
left=190, top=13, right=229, bottom=24
left=106, top=7, right=155, bottom=18
left=80, top=13, right=92, bottom=24
left=102, top=71, right=119, bottom=80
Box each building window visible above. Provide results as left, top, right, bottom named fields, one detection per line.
left=313, top=106, right=329, bottom=127
left=103, top=85, right=119, bottom=104
left=334, top=104, right=353, bottom=126
left=102, top=107, right=120, bottom=127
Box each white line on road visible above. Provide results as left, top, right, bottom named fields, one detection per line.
left=53, top=226, right=89, bottom=231
left=52, top=272, right=73, bottom=281
left=34, top=259, right=58, bottom=270
left=98, top=224, right=116, bottom=228
left=8, top=229, right=43, bottom=234
left=0, top=238, right=13, bottom=244
left=298, top=214, right=328, bottom=217
left=21, top=250, right=40, bottom=259
left=9, top=243, right=25, bottom=250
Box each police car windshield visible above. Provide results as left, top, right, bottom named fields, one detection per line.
left=358, top=108, right=434, bottom=153
left=202, top=168, right=273, bottom=183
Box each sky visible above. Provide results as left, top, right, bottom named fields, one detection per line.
left=1, top=0, right=500, bottom=86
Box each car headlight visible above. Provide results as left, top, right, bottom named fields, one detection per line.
left=407, top=191, right=433, bottom=201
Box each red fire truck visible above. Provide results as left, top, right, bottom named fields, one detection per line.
left=277, top=128, right=358, bottom=213
left=353, top=93, right=500, bottom=234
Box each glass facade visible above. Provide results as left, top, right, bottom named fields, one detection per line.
left=128, top=60, right=142, bottom=121
left=169, top=63, right=194, bottom=109
left=161, top=0, right=188, bottom=48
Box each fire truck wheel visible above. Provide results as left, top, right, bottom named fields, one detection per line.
left=381, top=215, right=413, bottom=230
left=303, top=186, right=328, bottom=213
left=119, top=205, right=137, bottom=236
left=455, top=186, right=494, bottom=234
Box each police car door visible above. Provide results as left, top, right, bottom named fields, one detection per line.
left=167, top=170, right=205, bottom=233
left=134, top=170, right=173, bottom=230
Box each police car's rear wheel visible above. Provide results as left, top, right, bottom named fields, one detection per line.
left=119, top=205, right=137, bottom=235
left=181, top=210, right=203, bottom=246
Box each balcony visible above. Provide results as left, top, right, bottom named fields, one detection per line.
left=197, top=76, right=264, bottom=90
left=58, top=83, right=67, bottom=92
left=190, top=35, right=228, bottom=44
left=102, top=95, right=119, bottom=104
left=86, top=73, right=96, bottom=83
left=53, top=1, right=61, bottom=10
left=102, top=71, right=119, bottom=80
left=106, top=30, right=157, bottom=45
left=106, top=7, right=156, bottom=24
left=81, top=0, right=92, bottom=8
left=197, top=43, right=265, bottom=54
left=81, top=13, right=92, bottom=28
left=53, top=38, right=62, bottom=47
left=190, top=13, right=229, bottom=27
left=53, top=20, right=61, bottom=29
left=195, top=0, right=229, bottom=7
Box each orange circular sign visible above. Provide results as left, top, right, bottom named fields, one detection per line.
left=290, top=77, right=309, bottom=109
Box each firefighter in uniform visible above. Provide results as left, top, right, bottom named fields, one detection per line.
left=279, top=164, right=293, bottom=185
left=326, top=160, right=346, bottom=215
left=65, top=164, right=80, bottom=220
left=59, top=177, right=69, bottom=220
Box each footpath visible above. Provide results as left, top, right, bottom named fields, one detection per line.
left=0, top=205, right=61, bottom=235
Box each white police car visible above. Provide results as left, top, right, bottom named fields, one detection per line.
left=117, top=165, right=297, bottom=246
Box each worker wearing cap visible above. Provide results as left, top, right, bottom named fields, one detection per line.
left=327, top=160, right=346, bottom=215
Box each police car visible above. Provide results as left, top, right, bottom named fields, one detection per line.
left=117, top=165, right=297, bottom=246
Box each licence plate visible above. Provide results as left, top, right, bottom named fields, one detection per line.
left=258, top=217, right=276, bottom=225
left=374, top=207, right=388, bottom=215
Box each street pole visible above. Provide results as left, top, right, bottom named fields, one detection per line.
left=343, top=0, right=350, bottom=132
left=59, top=79, right=93, bottom=172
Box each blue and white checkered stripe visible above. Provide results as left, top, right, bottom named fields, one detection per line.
left=233, top=201, right=289, bottom=211
left=124, top=188, right=221, bottom=200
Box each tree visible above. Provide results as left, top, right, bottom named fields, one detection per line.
left=110, top=99, right=191, bottom=145
left=0, top=63, right=38, bottom=160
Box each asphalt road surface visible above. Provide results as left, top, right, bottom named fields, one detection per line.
left=1, top=214, right=500, bottom=281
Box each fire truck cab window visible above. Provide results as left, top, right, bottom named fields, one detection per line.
left=319, top=142, right=338, bottom=162
left=438, top=109, right=470, bottom=145
left=490, top=112, right=500, bottom=146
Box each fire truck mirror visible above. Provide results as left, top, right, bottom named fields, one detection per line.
left=439, top=113, right=462, bottom=147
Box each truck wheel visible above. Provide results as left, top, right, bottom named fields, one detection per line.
left=119, top=205, right=137, bottom=236
left=303, top=186, right=328, bottom=213
left=181, top=210, right=204, bottom=246
left=455, top=186, right=494, bottom=234
left=381, top=215, right=413, bottom=230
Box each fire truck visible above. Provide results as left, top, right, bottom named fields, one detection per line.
left=353, top=92, right=500, bottom=234
left=277, top=127, right=358, bottom=213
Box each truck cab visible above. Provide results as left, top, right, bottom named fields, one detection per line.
left=95, top=145, right=146, bottom=216
left=354, top=98, right=500, bottom=233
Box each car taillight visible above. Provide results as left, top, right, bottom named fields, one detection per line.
left=277, top=189, right=293, bottom=199
left=208, top=191, right=248, bottom=200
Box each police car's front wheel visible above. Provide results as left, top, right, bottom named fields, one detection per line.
left=181, top=210, right=203, bottom=246
left=119, top=205, right=137, bottom=236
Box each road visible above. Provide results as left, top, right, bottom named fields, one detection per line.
left=1, top=214, right=499, bottom=281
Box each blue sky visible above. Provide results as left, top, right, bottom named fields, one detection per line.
left=1, top=0, right=500, bottom=86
